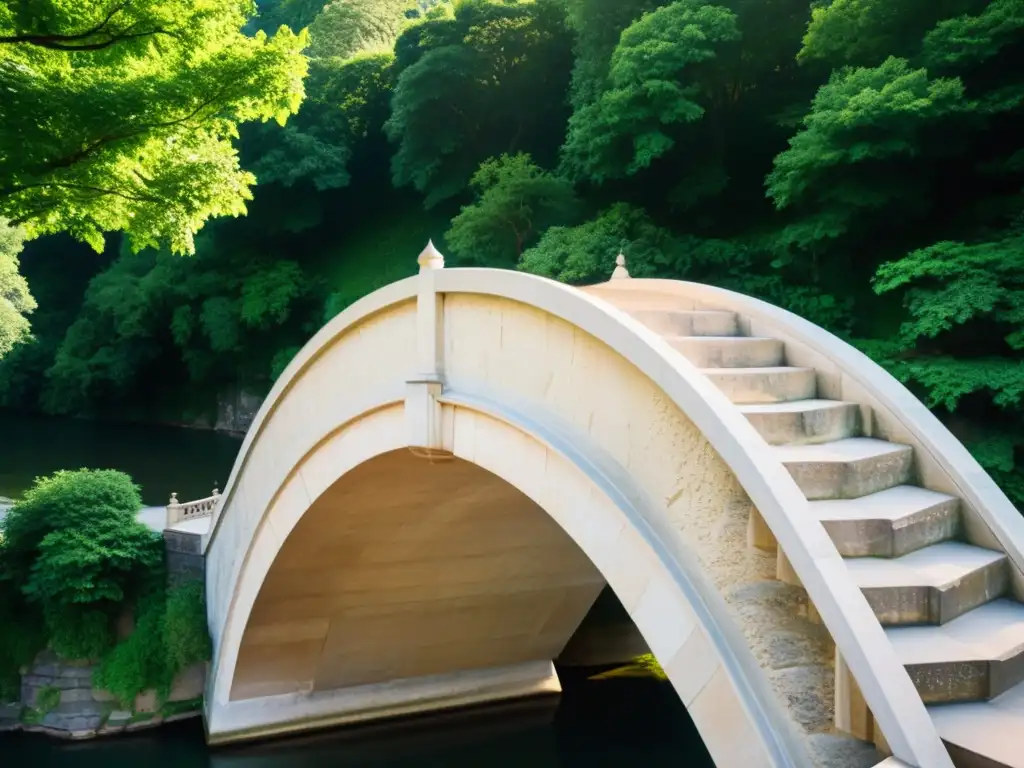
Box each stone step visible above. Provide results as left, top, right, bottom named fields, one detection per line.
left=887, top=599, right=1024, bottom=704
left=739, top=399, right=861, bottom=445
left=701, top=367, right=817, bottom=404
left=667, top=336, right=784, bottom=368
left=845, top=542, right=1008, bottom=626
left=929, top=678, right=1024, bottom=768
left=627, top=309, right=739, bottom=337
left=812, top=485, right=961, bottom=558
left=774, top=438, right=914, bottom=500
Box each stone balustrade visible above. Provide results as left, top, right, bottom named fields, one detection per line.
left=166, top=488, right=220, bottom=528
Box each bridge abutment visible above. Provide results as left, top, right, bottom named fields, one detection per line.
left=206, top=660, right=559, bottom=746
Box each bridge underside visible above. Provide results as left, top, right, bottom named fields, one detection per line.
left=232, top=449, right=607, bottom=704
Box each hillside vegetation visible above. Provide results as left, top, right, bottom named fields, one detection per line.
left=0, top=0, right=1021, bottom=506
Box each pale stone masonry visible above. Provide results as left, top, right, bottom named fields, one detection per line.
left=194, top=249, right=1024, bottom=768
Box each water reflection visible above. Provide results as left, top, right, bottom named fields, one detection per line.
left=1, top=671, right=714, bottom=767
left=0, top=410, right=241, bottom=505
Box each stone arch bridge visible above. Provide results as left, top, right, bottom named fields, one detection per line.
left=175, top=245, right=1024, bottom=768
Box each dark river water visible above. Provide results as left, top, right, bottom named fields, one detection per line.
left=0, top=410, right=714, bottom=767
left=0, top=409, right=242, bottom=506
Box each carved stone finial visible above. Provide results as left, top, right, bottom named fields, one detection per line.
left=212, top=485, right=220, bottom=497
left=417, top=240, right=445, bottom=272
left=169, top=492, right=179, bottom=506
left=611, top=252, right=630, bottom=280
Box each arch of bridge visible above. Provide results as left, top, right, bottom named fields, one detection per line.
left=201, top=249, right=946, bottom=766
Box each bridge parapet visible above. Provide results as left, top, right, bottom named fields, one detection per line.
left=164, top=488, right=219, bottom=586
left=166, top=488, right=221, bottom=528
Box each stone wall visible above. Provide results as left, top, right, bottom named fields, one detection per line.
left=164, top=527, right=206, bottom=587
left=4, top=651, right=206, bottom=739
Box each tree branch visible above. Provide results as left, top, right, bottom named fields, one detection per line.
left=0, top=1, right=174, bottom=51
left=0, top=28, right=171, bottom=51
left=23, top=84, right=236, bottom=180
left=2, top=181, right=166, bottom=206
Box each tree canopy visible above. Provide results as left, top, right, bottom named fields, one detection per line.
left=0, top=0, right=309, bottom=255
left=0, top=0, right=1022, bottom=511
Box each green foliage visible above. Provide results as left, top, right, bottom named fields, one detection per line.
left=40, top=238, right=318, bottom=417
left=34, top=685, right=59, bottom=715
left=589, top=652, right=668, bottom=680
left=0, top=0, right=310, bottom=254
left=0, top=217, right=35, bottom=358
left=563, top=0, right=660, bottom=109
left=0, top=469, right=161, bottom=663
left=385, top=0, right=573, bottom=207
left=767, top=57, right=967, bottom=215
left=307, top=0, right=416, bottom=59
left=922, top=0, right=1024, bottom=70
left=871, top=230, right=1024, bottom=504
left=0, top=581, right=47, bottom=701
left=44, top=604, right=115, bottom=660
left=2, top=0, right=1023, bottom=514
left=94, top=581, right=211, bottom=706
left=25, top=515, right=163, bottom=608
left=561, top=0, right=741, bottom=182
left=799, top=0, right=983, bottom=65
left=521, top=203, right=856, bottom=331
left=446, top=154, right=578, bottom=267
left=521, top=203, right=686, bottom=284
left=161, top=696, right=203, bottom=718
left=163, top=581, right=213, bottom=675
left=250, top=51, right=396, bottom=191
left=874, top=233, right=1024, bottom=351
left=1, top=468, right=145, bottom=584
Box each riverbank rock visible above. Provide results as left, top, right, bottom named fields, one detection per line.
left=0, top=703, right=21, bottom=732
left=20, top=652, right=104, bottom=737
left=13, top=651, right=206, bottom=740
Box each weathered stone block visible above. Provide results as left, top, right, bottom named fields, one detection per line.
left=58, top=688, right=95, bottom=704
left=166, top=550, right=205, bottom=587
left=54, top=676, right=89, bottom=690
left=134, top=690, right=158, bottom=713
left=168, top=663, right=206, bottom=702
left=164, top=529, right=203, bottom=555
left=59, top=665, right=93, bottom=680
left=55, top=700, right=104, bottom=716
left=107, top=710, right=131, bottom=725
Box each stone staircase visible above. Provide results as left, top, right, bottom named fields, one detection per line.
left=598, top=294, right=1024, bottom=768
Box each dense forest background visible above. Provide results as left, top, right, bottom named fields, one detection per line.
left=0, top=0, right=1021, bottom=506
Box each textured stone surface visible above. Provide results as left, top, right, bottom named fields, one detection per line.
left=889, top=599, right=1024, bottom=703
left=848, top=541, right=1007, bottom=626
left=164, top=528, right=203, bottom=555
left=776, top=438, right=914, bottom=501
left=168, top=663, right=206, bottom=702
left=770, top=664, right=835, bottom=732
left=210, top=273, right=1023, bottom=766
left=166, top=550, right=205, bottom=586
left=702, top=366, right=818, bottom=404
left=813, top=485, right=961, bottom=558
left=626, top=308, right=738, bottom=337
left=208, top=293, right=816, bottom=762
left=739, top=400, right=861, bottom=447
left=668, top=336, right=784, bottom=369
left=0, top=703, right=21, bottom=732
left=805, top=733, right=882, bottom=768
left=14, top=649, right=207, bottom=741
